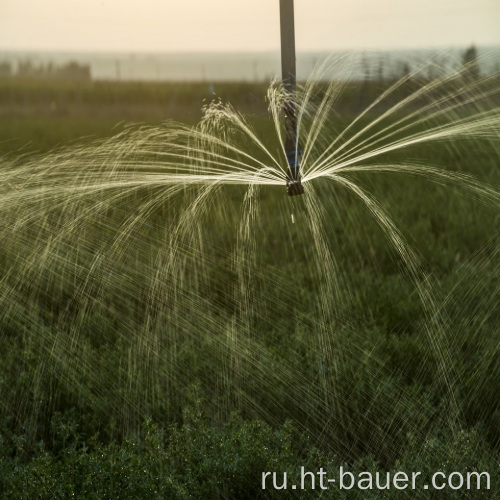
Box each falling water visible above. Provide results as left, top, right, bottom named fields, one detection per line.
left=1, top=55, right=499, bottom=468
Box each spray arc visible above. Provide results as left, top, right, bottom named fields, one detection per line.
left=280, top=0, right=304, bottom=196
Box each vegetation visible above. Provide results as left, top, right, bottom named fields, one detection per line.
left=0, top=75, right=499, bottom=498
left=461, top=44, right=480, bottom=80
left=1, top=412, right=497, bottom=499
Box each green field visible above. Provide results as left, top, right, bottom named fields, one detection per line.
left=0, top=75, right=499, bottom=498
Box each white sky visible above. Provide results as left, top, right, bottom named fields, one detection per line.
left=1, top=0, right=499, bottom=53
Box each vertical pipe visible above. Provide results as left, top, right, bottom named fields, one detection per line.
left=280, top=0, right=304, bottom=195
left=280, top=0, right=297, bottom=93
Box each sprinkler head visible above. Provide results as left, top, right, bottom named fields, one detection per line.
left=287, top=178, right=304, bottom=196
left=286, top=150, right=304, bottom=196
left=287, top=181, right=304, bottom=196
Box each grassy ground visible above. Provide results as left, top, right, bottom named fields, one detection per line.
left=0, top=79, right=272, bottom=155
left=0, top=76, right=499, bottom=498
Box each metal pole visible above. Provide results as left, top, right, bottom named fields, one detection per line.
left=280, top=0, right=304, bottom=195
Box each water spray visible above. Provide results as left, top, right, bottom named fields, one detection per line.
left=280, top=0, right=304, bottom=196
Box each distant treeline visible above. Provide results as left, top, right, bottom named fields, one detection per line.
left=0, top=60, right=90, bottom=81
left=0, top=44, right=496, bottom=83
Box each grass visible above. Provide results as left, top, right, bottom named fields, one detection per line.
left=0, top=78, right=273, bottom=155
left=0, top=75, right=499, bottom=498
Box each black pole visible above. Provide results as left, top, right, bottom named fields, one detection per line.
left=280, top=0, right=304, bottom=195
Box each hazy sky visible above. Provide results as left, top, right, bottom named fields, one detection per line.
left=1, top=0, right=499, bottom=53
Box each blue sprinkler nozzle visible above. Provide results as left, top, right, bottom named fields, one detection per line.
left=286, top=149, right=304, bottom=196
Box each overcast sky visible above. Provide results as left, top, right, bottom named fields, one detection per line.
left=1, top=0, right=499, bottom=53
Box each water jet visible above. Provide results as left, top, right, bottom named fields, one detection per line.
left=1, top=40, right=500, bottom=488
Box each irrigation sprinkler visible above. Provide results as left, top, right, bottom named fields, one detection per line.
left=280, top=0, right=304, bottom=196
